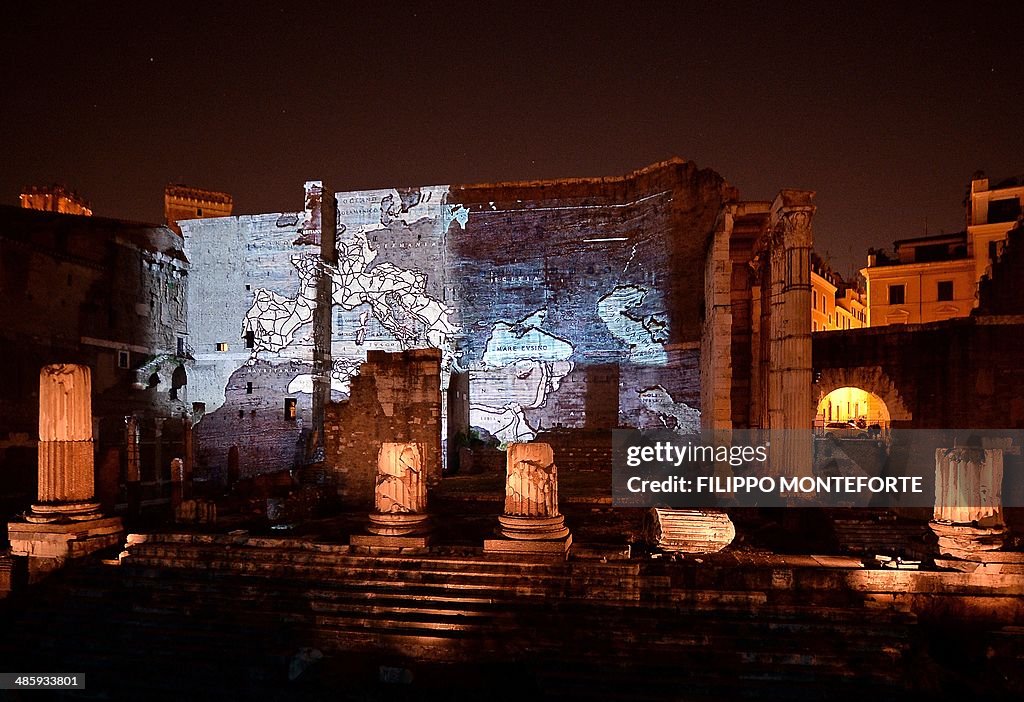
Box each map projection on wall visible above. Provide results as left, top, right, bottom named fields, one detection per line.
left=187, top=160, right=729, bottom=471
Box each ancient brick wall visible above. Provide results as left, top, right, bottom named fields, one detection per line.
left=0, top=206, right=191, bottom=511
left=813, top=318, right=1024, bottom=429
left=322, top=349, right=442, bottom=506
left=184, top=160, right=739, bottom=478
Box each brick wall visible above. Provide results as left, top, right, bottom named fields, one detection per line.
left=322, top=349, right=442, bottom=506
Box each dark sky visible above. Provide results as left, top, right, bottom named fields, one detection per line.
left=3, top=1, right=1023, bottom=276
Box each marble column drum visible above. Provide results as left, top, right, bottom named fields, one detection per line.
left=930, top=447, right=1007, bottom=559
left=497, top=442, right=570, bottom=541
left=366, top=442, right=430, bottom=537
left=28, top=364, right=102, bottom=522
left=8, top=364, right=124, bottom=582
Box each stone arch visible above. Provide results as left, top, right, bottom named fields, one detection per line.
left=813, top=365, right=912, bottom=423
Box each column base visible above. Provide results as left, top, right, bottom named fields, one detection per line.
left=484, top=515, right=572, bottom=558
left=496, top=514, right=570, bottom=541
left=25, top=501, right=102, bottom=523
left=7, top=515, right=123, bottom=583
left=484, top=532, right=572, bottom=557
left=350, top=534, right=432, bottom=549
left=929, top=520, right=1008, bottom=560
left=366, top=512, right=430, bottom=537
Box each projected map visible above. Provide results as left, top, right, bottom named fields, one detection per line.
left=188, top=164, right=716, bottom=465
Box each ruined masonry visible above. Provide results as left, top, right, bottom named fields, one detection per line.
left=7, top=365, right=123, bottom=580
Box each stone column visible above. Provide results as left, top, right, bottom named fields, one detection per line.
left=644, top=508, right=735, bottom=554
left=182, top=415, right=194, bottom=500
left=153, top=417, right=164, bottom=483
left=368, top=442, right=429, bottom=534
left=8, top=365, right=123, bottom=582
left=351, top=443, right=430, bottom=548
left=28, top=364, right=101, bottom=522
left=125, top=415, right=141, bottom=518
left=170, top=458, right=185, bottom=510
left=485, top=442, right=571, bottom=555
left=765, top=192, right=815, bottom=484
left=930, top=447, right=1007, bottom=559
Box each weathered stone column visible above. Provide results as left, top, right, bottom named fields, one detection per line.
left=351, top=443, right=430, bottom=548
left=153, top=417, right=164, bottom=483
left=170, top=458, right=185, bottom=510
left=182, top=415, right=194, bottom=499
left=766, top=192, right=815, bottom=484
left=8, top=365, right=123, bottom=581
left=930, top=447, right=1007, bottom=559
left=644, top=508, right=735, bottom=554
left=484, top=442, right=571, bottom=556
left=28, top=365, right=101, bottom=522
left=125, top=415, right=141, bottom=518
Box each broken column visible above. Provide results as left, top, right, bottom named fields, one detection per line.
left=484, top=442, right=572, bottom=556
left=7, top=365, right=124, bottom=581
left=930, top=446, right=1007, bottom=560
left=350, top=442, right=431, bottom=548
left=644, top=508, right=735, bottom=554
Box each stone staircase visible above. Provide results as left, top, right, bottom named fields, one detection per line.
left=0, top=532, right=1003, bottom=701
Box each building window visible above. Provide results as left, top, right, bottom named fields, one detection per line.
left=245, top=330, right=255, bottom=349
left=117, top=351, right=130, bottom=369
left=812, top=290, right=817, bottom=308
left=285, top=398, right=297, bottom=420
left=246, top=382, right=253, bottom=394
left=216, top=342, right=228, bottom=352
left=196, top=207, right=204, bottom=216
left=937, top=280, right=954, bottom=302
left=988, top=198, right=1021, bottom=224
left=888, top=284, right=905, bottom=305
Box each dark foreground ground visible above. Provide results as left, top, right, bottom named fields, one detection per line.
left=0, top=472, right=1022, bottom=701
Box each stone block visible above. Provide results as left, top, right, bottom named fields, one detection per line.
left=483, top=534, right=572, bottom=557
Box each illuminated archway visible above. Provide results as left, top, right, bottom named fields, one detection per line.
left=815, top=386, right=890, bottom=427
left=813, top=365, right=912, bottom=424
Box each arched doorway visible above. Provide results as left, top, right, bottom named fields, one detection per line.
left=815, top=386, right=891, bottom=438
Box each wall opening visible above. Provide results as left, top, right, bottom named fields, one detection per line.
left=814, top=385, right=891, bottom=437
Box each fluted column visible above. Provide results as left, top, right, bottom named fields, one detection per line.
left=497, top=442, right=569, bottom=540
left=930, top=447, right=1007, bottom=558
left=766, top=192, right=815, bottom=484
left=28, top=364, right=101, bottom=522
left=125, top=415, right=141, bottom=518
left=366, top=442, right=430, bottom=536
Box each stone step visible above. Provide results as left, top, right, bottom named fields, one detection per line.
left=127, top=535, right=573, bottom=571
left=121, top=563, right=562, bottom=600
left=123, top=547, right=572, bottom=579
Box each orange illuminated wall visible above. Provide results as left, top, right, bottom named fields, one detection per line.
left=19, top=185, right=92, bottom=216
left=164, top=184, right=233, bottom=236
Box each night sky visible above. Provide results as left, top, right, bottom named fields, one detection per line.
left=3, top=1, right=1023, bottom=276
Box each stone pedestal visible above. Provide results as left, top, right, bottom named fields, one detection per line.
left=930, top=447, right=1008, bottom=560
left=484, top=442, right=572, bottom=557
left=643, top=508, right=735, bottom=554
left=351, top=443, right=430, bottom=549
left=7, top=365, right=123, bottom=582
